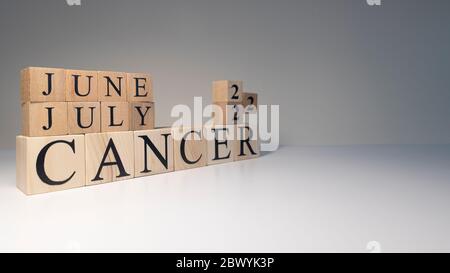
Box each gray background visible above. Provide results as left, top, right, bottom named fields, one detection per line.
left=1, top=0, right=449, bottom=148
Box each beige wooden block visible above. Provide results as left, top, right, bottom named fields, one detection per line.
left=212, top=80, right=243, bottom=103
left=98, top=71, right=127, bottom=101
left=242, top=92, right=258, bottom=110
left=100, top=102, right=129, bottom=132
left=234, top=124, right=260, bottom=161
left=66, top=70, right=98, bottom=102
left=68, top=102, right=100, bottom=134
left=129, top=102, right=155, bottom=131
left=16, top=134, right=86, bottom=195
left=134, top=128, right=174, bottom=177
left=21, top=102, right=68, bottom=137
left=213, top=102, right=244, bottom=125
left=204, top=125, right=235, bottom=165
left=20, top=67, right=66, bottom=102
left=172, top=127, right=207, bottom=171
left=127, top=73, right=154, bottom=102
left=85, top=131, right=134, bottom=185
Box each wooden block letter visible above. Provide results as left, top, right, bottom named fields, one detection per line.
left=16, top=135, right=86, bottom=195
left=21, top=67, right=65, bottom=102
left=212, top=80, right=243, bottom=103
left=68, top=102, right=100, bottom=134
left=21, top=102, right=68, bottom=136
left=127, top=73, right=154, bottom=102
left=98, top=71, right=127, bottom=101
left=66, top=70, right=98, bottom=102
left=234, top=124, right=260, bottom=161
left=204, top=125, right=235, bottom=165
left=134, top=128, right=174, bottom=177
left=129, top=102, right=155, bottom=131
left=100, top=102, right=129, bottom=132
left=85, top=131, right=134, bottom=185
left=172, top=127, right=207, bottom=171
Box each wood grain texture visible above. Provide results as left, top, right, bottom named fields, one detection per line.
left=172, top=127, right=207, bottom=171
left=21, top=67, right=66, bottom=102
left=134, top=128, right=174, bottom=177
left=127, top=73, right=154, bottom=102
left=234, top=124, right=260, bottom=161
left=68, top=102, right=100, bottom=134
left=212, top=80, right=243, bottom=103
left=16, top=135, right=86, bottom=195
left=65, top=69, right=98, bottom=102
left=98, top=71, right=127, bottom=102
left=21, top=102, right=68, bottom=137
left=100, top=102, right=129, bottom=132
left=85, top=131, right=134, bottom=186
left=204, top=125, right=235, bottom=165
left=129, top=102, right=155, bottom=131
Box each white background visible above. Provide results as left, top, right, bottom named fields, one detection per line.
left=2, top=145, right=450, bottom=252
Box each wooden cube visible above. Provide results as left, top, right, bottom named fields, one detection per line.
left=85, top=131, right=134, bottom=186
left=127, top=73, right=154, bottom=102
left=213, top=102, right=244, bottom=125
left=242, top=92, right=258, bottom=124
left=21, top=67, right=66, bottom=102
left=21, top=102, right=68, bottom=137
left=172, top=127, right=207, bottom=171
left=204, top=125, right=235, bottom=165
left=66, top=70, right=98, bottom=102
left=98, top=71, right=127, bottom=101
left=212, top=80, right=243, bottom=103
left=134, top=128, right=174, bottom=177
left=242, top=92, right=258, bottom=111
left=16, top=134, right=86, bottom=195
left=100, top=102, right=129, bottom=132
left=68, top=102, right=100, bottom=134
left=234, top=124, right=260, bottom=161
left=129, top=102, right=155, bottom=131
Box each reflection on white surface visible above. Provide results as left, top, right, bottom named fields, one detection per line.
left=1, top=145, right=450, bottom=252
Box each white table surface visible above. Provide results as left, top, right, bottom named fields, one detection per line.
left=1, top=145, right=450, bottom=252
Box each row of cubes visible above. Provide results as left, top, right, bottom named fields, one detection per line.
left=21, top=101, right=154, bottom=136
left=16, top=126, right=260, bottom=195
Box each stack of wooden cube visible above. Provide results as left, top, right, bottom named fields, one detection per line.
left=211, top=80, right=259, bottom=161
left=16, top=67, right=260, bottom=195
left=21, top=67, right=154, bottom=136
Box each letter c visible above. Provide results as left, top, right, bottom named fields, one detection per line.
left=180, top=130, right=202, bottom=164
left=36, top=139, right=76, bottom=185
